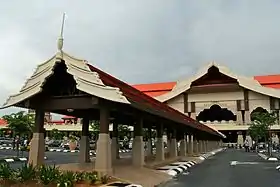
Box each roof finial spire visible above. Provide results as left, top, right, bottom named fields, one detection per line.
left=57, top=12, right=66, bottom=51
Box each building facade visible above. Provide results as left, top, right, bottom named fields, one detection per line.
left=134, top=62, right=280, bottom=146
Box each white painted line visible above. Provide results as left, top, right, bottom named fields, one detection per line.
left=126, top=184, right=143, bottom=187
left=199, top=156, right=205, bottom=160
left=268, top=157, right=278, bottom=161
left=158, top=165, right=182, bottom=170
left=230, top=161, right=237, bottom=166
left=166, top=170, right=178, bottom=176
left=19, top=158, right=27, bottom=161
left=5, top=159, right=14, bottom=162
left=276, top=165, right=280, bottom=170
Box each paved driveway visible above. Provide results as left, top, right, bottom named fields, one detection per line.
left=161, top=149, right=280, bottom=187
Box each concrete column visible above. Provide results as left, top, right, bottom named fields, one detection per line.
left=236, top=111, right=243, bottom=125
left=132, top=119, right=145, bottom=167
left=111, top=123, right=119, bottom=163
left=203, top=140, right=207, bottom=152
left=199, top=140, right=203, bottom=153
left=244, top=111, right=251, bottom=124
left=95, top=107, right=112, bottom=174
left=166, top=131, right=171, bottom=154
left=237, top=132, right=244, bottom=147
left=179, top=135, right=187, bottom=157
left=187, top=135, right=194, bottom=155
left=245, top=135, right=252, bottom=148
left=79, top=117, right=90, bottom=163
left=28, top=109, right=45, bottom=166
left=146, top=128, right=153, bottom=156
left=170, top=129, right=177, bottom=158
left=195, top=140, right=199, bottom=154
left=156, top=124, right=165, bottom=161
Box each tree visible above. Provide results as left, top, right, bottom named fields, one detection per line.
left=90, top=120, right=99, bottom=141
left=50, top=128, right=64, bottom=140
left=2, top=111, right=34, bottom=138
left=248, top=110, right=277, bottom=155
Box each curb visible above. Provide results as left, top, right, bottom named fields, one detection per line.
left=199, top=148, right=226, bottom=161
left=157, top=160, right=196, bottom=176
left=0, top=156, right=48, bottom=163
left=0, top=147, right=13, bottom=150
left=156, top=148, right=226, bottom=177
left=258, top=153, right=278, bottom=161
left=101, top=181, right=142, bottom=187
left=48, top=148, right=131, bottom=154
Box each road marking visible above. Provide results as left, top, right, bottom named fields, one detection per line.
left=230, top=161, right=259, bottom=166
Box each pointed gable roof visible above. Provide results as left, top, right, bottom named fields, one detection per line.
left=2, top=51, right=130, bottom=108
left=156, top=61, right=280, bottom=102
left=1, top=51, right=223, bottom=137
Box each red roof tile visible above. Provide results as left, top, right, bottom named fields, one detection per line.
left=87, top=64, right=220, bottom=136
left=131, top=74, right=280, bottom=97
left=0, top=119, right=7, bottom=126
left=254, top=74, right=280, bottom=84
left=62, top=116, right=76, bottom=119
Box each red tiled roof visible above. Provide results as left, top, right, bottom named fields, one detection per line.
left=50, top=120, right=64, bottom=124
left=254, top=75, right=280, bottom=88
left=131, top=75, right=280, bottom=97
left=62, top=115, right=76, bottom=119
left=87, top=64, right=220, bottom=137
left=133, top=82, right=176, bottom=97
left=0, top=119, right=7, bottom=126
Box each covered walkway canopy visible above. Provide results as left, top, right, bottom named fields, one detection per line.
left=1, top=47, right=224, bottom=173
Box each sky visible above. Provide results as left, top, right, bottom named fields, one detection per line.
left=0, top=0, right=280, bottom=116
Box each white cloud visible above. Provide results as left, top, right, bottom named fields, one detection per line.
left=0, top=0, right=280, bottom=116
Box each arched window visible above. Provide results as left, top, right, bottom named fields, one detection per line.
left=197, top=104, right=236, bottom=122
left=250, top=107, right=268, bottom=121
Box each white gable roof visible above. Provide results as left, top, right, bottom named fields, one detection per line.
left=156, top=61, right=280, bottom=102
left=2, top=51, right=130, bottom=108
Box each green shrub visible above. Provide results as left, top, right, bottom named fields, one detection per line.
left=74, top=171, right=85, bottom=183
left=84, top=171, right=98, bottom=185
left=0, top=163, right=15, bottom=181
left=100, top=174, right=110, bottom=184
left=57, top=171, right=75, bottom=187
left=38, top=165, right=60, bottom=185
left=16, top=163, right=37, bottom=182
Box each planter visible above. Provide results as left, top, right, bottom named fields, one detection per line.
left=69, top=141, right=77, bottom=150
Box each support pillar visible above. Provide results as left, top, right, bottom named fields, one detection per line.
left=244, top=111, right=251, bottom=124
left=187, top=135, right=193, bottom=155
left=166, top=131, right=171, bottom=155
left=237, top=131, right=244, bottom=148
left=95, top=107, right=112, bottom=174
left=170, top=129, right=177, bottom=158
left=179, top=134, right=187, bottom=157
left=194, top=140, right=199, bottom=154
left=132, top=118, right=145, bottom=167
left=206, top=140, right=209, bottom=152
left=111, top=123, right=119, bottom=163
left=147, top=128, right=153, bottom=157
left=79, top=117, right=90, bottom=163
left=236, top=111, right=243, bottom=125
left=156, top=124, right=165, bottom=161
left=28, top=109, right=45, bottom=166
left=199, top=140, right=203, bottom=153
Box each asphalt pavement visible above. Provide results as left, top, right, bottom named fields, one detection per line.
left=0, top=149, right=132, bottom=169
left=161, top=149, right=280, bottom=187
